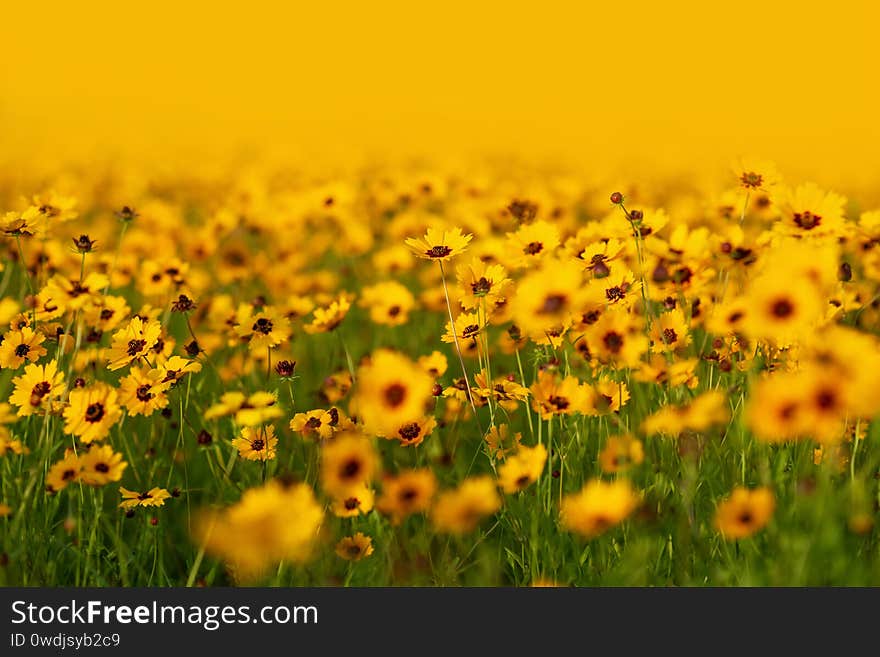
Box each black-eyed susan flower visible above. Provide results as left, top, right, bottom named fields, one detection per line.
left=204, top=391, right=282, bottom=426
left=376, top=468, right=437, bottom=525
left=582, top=306, right=649, bottom=368
left=388, top=415, right=436, bottom=447
left=0, top=326, right=47, bottom=369
left=118, top=367, right=170, bottom=416
left=560, top=479, right=639, bottom=538
left=119, top=486, right=172, bottom=510
left=157, top=355, right=202, bottom=386
left=63, top=382, right=122, bottom=444
left=46, top=450, right=83, bottom=493
left=330, top=485, right=375, bottom=518
left=641, top=390, right=729, bottom=437
left=598, top=435, right=644, bottom=474
left=82, top=295, right=131, bottom=332
left=430, top=475, right=501, bottom=534
left=731, top=157, right=781, bottom=193
left=9, top=360, right=64, bottom=416
left=234, top=304, right=291, bottom=352
left=41, top=272, right=108, bottom=315
left=196, top=479, right=323, bottom=581
left=303, top=294, right=352, bottom=334
left=772, top=182, right=847, bottom=239
left=335, top=532, right=374, bottom=561
left=417, top=350, right=448, bottom=379
left=232, top=425, right=278, bottom=461
left=290, top=408, right=338, bottom=441
left=529, top=370, right=593, bottom=420
left=79, top=444, right=127, bottom=486
left=455, top=257, right=511, bottom=311
left=714, top=487, right=775, bottom=540
left=353, top=349, right=433, bottom=437
left=359, top=280, right=416, bottom=326
left=650, top=308, right=691, bottom=351
left=319, top=371, right=353, bottom=404
left=505, top=220, right=560, bottom=269
left=498, top=443, right=547, bottom=493
left=106, top=316, right=162, bottom=371
left=442, top=311, right=484, bottom=344
left=320, top=432, right=379, bottom=498
left=405, top=226, right=472, bottom=261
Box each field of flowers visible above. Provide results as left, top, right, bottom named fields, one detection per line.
left=0, top=158, right=878, bottom=586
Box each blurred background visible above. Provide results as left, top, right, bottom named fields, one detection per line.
left=2, top=1, right=876, bottom=189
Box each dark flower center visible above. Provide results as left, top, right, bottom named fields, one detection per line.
left=793, top=211, right=821, bottom=230
left=462, top=324, right=480, bottom=339
left=62, top=469, right=77, bottom=481
left=399, top=487, right=418, bottom=503
left=737, top=510, right=754, bottom=525
left=662, top=328, right=678, bottom=344
left=603, top=332, right=624, bottom=353
left=740, top=172, right=763, bottom=189
left=771, top=299, right=794, bottom=318
left=524, top=241, right=543, bottom=255
left=126, top=339, right=147, bottom=356
left=515, top=474, right=531, bottom=489
left=426, top=245, right=452, bottom=258
left=384, top=383, right=406, bottom=407
left=14, top=344, right=30, bottom=357
left=100, top=309, right=114, bottom=320
left=252, top=318, right=273, bottom=334
left=540, top=294, right=566, bottom=314
left=398, top=422, right=422, bottom=441
left=30, top=381, right=52, bottom=406
left=85, top=403, right=105, bottom=423
left=343, top=497, right=359, bottom=510
left=341, top=459, right=361, bottom=479
left=94, top=463, right=110, bottom=473
left=548, top=395, right=569, bottom=410
left=306, top=416, right=322, bottom=429
left=605, top=286, right=625, bottom=302
left=471, top=276, right=492, bottom=296
left=388, top=305, right=401, bottom=317
left=136, top=385, right=154, bottom=402
left=250, top=438, right=265, bottom=451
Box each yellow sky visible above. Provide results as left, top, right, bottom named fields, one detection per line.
left=2, top=2, right=876, bottom=186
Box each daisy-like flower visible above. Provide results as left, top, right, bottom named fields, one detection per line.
left=303, top=294, right=352, bottom=334
left=714, top=487, right=775, bottom=540
left=204, top=391, right=282, bottom=426
left=118, top=367, right=170, bottom=417
left=650, top=308, right=691, bottom=351
left=320, top=432, right=379, bottom=498
left=598, top=435, right=644, bottom=474
left=387, top=415, right=437, bottom=447
left=330, top=485, right=375, bottom=518
left=119, top=486, right=172, bottom=510
left=560, top=479, right=639, bottom=538
left=290, top=408, right=339, bottom=442
left=235, top=304, right=291, bottom=352
left=376, top=468, right=437, bottom=525
left=354, top=349, right=433, bottom=437
left=46, top=449, right=83, bottom=493
left=2, top=207, right=44, bottom=236
left=106, top=316, right=163, bottom=371
left=731, top=157, right=781, bottom=193
left=232, top=425, right=278, bottom=461
left=772, top=182, right=847, bottom=239
left=63, top=382, right=123, bottom=444
left=405, top=226, right=472, bottom=261
left=529, top=370, right=593, bottom=420
left=335, top=533, right=374, bottom=561
left=455, top=257, right=511, bottom=311
left=9, top=359, right=65, bottom=416
left=442, top=311, right=484, bottom=344
left=497, top=443, right=547, bottom=494
left=359, top=280, right=416, bottom=326
left=41, top=272, right=109, bottom=315
left=0, top=326, right=47, bottom=369
left=79, top=444, right=127, bottom=486
left=82, top=295, right=131, bottom=333
left=157, top=355, right=202, bottom=386
left=505, top=220, right=560, bottom=269
left=431, top=475, right=501, bottom=534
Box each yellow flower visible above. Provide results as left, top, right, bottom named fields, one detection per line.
left=330, top=485, right=375, bottom=518
left=63, top=382, right=123, bottom=444
left=772, top=182, right=847, bottom=239
left=79, top=444, right=128, bottom=486
left=9, top=359, right=65, bottom=417
left=529, top=370, right=593, bottom=420
left=714, top=487, right=775, bottom=540
left=106, top=316, right=163, bottom=371
left=731, top=157, right=781, bottom=192
left=290, top=408, right=339, bottom=441
left=46, top=449, right=82, bottom=492
left=354, top=349, right=433, bottom=437
left=455, top=257, right=511, bottom=311
left=498, top=443, right=547, bottom=493
left=118, top=366, right=170, bottom=416
left=386, top=415, right=436, bottom=447
left=431, top=475, right=501, bottom=534
left=335, top=533, right=374, bottom=561
left=205, top=391, right=282, bottom=426
left=196, top=479, right=323, bottom=581
left=641, top=390, right=729, bottom=437
left=442, top=311, right=484, bottom=344
left=560, top=479, right=639, bottom=538
left=232, top=425, right=278, bottom=461
left=405, top=226, right=472, bottom=261
left=376, top=468, right=437, bottom=525
left=505, top=220, right=560, bottom=269
left=303, top=294, right=352, bottom=334
left=320, top=433, right=379, bottom=498
left=511, top=258, right=595, bottom=341
left=119, top=487, right=172, bottom=510
left=359, top=281, right=416, bottom=326
left=0, top=326, right=47, bottom=369
left=598, top=435, right=644, bottom=474
left=234, top=304, right=291, bottom=352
